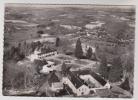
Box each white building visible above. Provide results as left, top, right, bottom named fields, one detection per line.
left=62, top=70, right=110, bottom=96
left=27, top=54, right=39, bottom=62
left=51, top=82, right=63, bottom=92
left=85, top=21, right=105, bottom=30
left=40, top=61, right=55, bottom=74
left=40, top=65, right=54, bottom=74
left=26, top=50, right=41, bottom=61
left=27, top=50, right=58, bottom=61
left=62, top=77, right=90, bottom=96
left=60, top=24, right=81, bottom=30
left=80, top=75, right=102, bottom=88
left=76, top=85, right=90, bottom=96
left=33, top=37, right=56, bottom=43
left=40, top=33, right=50, bottom=38
left=38, top=51, right=58, bottom=59
left=62, top=71, right=91, bottom=96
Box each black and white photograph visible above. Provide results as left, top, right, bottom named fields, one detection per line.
left=2, top=3, right=135, bottom=98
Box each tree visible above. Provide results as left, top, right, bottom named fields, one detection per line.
left=37, top=30, right=44, bottom=38
left=37, top=30, right=44, bottom=34
left=55, top=37, right=60, bottom=47
left=109, top=56, right=123, bottom=82
left=120, top=77, right=130, bottom=91
left=61, top=62, right=67, bottom=76
left=61, top=62, right=71, bottom=76
left=75, top=38, right=83, bottom=59
left=86, top=47, right=93, bottom=59
left=91, top=53, right=98, bottom=61
left=95, top=44, right=101, bottom=60
left=99, top=54, right=108, bottom=79
left=121, top=50, right=134, bottom=94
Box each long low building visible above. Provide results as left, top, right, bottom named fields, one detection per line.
left=61, top=70, right=110, bottom=96
left=27, top=50, right=58, bottom=61
left=38, top=51, right=58, bottom=59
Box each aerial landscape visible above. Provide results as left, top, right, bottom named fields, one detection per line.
left=3, top=4, right=135, bottom=98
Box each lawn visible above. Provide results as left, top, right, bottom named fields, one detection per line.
left=74, top=59, right=89, bottom=65
left=48, top=59, right=62, bottom=65
left=66, top=63, right=83, bottom=71
left=57, top=55, right=73, bottom=60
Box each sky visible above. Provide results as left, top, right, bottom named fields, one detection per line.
left=5, top=3, right=135, bottom=10
left=3, top=0, right=135, bottom=5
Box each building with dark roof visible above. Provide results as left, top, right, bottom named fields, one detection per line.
left=40, top=68, right=109, bottom=96
left=67, top=71, right=84, bottom=89
left=90, top=71, right=107, bottom=86
left=47, top=71, right=63, bottom=92
left=48, top=71, right=60, bottom=86
left=62, top=70, right=90, bottom=96
left=75, top=70, right=107, bottom=86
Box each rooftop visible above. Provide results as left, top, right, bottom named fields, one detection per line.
left=48, top=71, right=60, bottom=86
left=52, top=82, right=63, bottom=89
left=64, top=84, right=74, bottom=95
left=38, top=50, right=57, bottom=55
left=75, top=70, right=107, bottom=86
left=67, top=71, right=85, bottom=89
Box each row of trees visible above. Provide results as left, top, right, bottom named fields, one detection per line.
left=4, top=40, right=47, bottom=62
left=75, top=38, right=83, bottom=58
left=74, top=38, right=96, bottom=60
left=4, top=44, right=25, bottom=62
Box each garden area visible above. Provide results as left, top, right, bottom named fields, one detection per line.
left=74, top=59, right=89, bottom=65
left=48, top=59, right=62, bottom=65
left=56, top=55, right=74, bottom=60
left=66, top=63, right=84, bottom=71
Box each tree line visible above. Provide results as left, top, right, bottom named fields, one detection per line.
left=74, top=38, right=96, bottom=60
